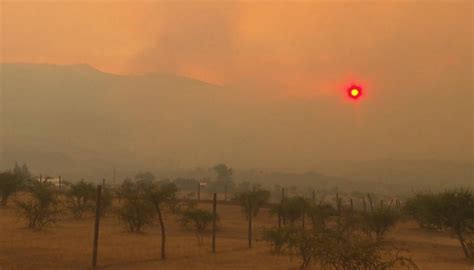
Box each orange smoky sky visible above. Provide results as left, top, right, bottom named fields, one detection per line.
left=1, top=1, right=471, bottom=95
left=0, top=1, right=472, bottom=167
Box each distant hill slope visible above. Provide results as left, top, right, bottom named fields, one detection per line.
left=0, top=63, right=471, bottom=192
left=0, top=63, right=226, bottom=178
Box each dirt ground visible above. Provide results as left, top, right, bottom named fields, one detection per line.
left=1, top=200, right=473, bottom=270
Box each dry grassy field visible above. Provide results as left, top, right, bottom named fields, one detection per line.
left=1, top=199, right=473, bottom=270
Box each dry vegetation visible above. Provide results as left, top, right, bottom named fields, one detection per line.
left=1, top=193, right=472, bottom=270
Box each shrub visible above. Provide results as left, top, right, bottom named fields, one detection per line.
left=179, top=207, right=215, bottom=245
left=99, top=185, right=113, bottom=217
left=273, top=196, right=311, bottom=227
left=307, top=203, right=336, bottom=230
left=405, top=189, right=474, bottom=259
left=0, top=171, right=21, bottom=206
left=117, top=176, right=178, bottom=259
left=66, top=180, right=96, bottom=218
left=116, top=179, right=155, bottom=232
left=263, top=225, right=417, bottom=270
left=0, top=163, right=32, bottom=206
left=360, top=208, right=400, bottom=240
left=16, top=182, right=60, bottom=230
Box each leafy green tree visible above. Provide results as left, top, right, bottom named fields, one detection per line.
left=234, top=186, right=270, bottom=248
left=405, top=189, right=474, bottom=259
left=16, top=181, right=60, bottom=230
left=66, top=180, right=96, bottom=218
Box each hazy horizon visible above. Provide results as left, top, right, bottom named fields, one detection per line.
left=1, top=1, right=472, bottom=183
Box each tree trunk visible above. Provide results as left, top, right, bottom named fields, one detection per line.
left=212, top=193, right=216, bottom=253
left=248, top=207, right=252, bottom=248
left=1, top=194, right=7, bottom=206
left=456, top=230, right=471, bottom=259
left=156, top=204, right=166, bottom=259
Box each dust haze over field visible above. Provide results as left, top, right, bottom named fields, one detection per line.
left=0, top=1, right=472, bottom=191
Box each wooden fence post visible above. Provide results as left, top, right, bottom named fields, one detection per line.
left=212, top=193, right=217, bottom=253
left=278, top=188, right=285, bottom=227
left=302, top=204, right=305, bottom=229
left=363, top=197, right=367, bottom=212
left=59, top=176, right=62, bottom=192
left=224, top=183, right=227, bottom=201
left=248, top=202, right=252, bottom=248
left=92, top=185, right=102, bottom=268
left=278, top=207, right=282, bottom=229
left=197, top=182, right=201, bottom=201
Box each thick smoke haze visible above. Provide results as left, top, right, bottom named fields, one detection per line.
left=0, top=1, right=472, bottom=185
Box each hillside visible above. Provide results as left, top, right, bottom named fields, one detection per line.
left=1, top=63, right=471, bottom=192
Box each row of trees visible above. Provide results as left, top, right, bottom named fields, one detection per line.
left=2, top=163, right=472, bottom=265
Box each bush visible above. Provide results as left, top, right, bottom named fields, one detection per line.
left=404, top=192, right=439, bottom=230
left=0, top=171, right=20, bottom=206
left=307, top=203, right=336, bottom=230
left=0, top=163, right=32, bottom=206
left=66, top=180, right=96, bottom=218
left=263, top=224, right=417, bottom=270
left=360, top=208, right=400, bottom=240
left=99, top=185, right=113, bottom=217
left=116, top=179, right=155, bottom=232
left=179, top=207, right=215, bottom=245
left=405, top=189, right=474, bottom=259
left=16, top=182, right=60, bottom=230
left=277, top=196, right=311, bottom=226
